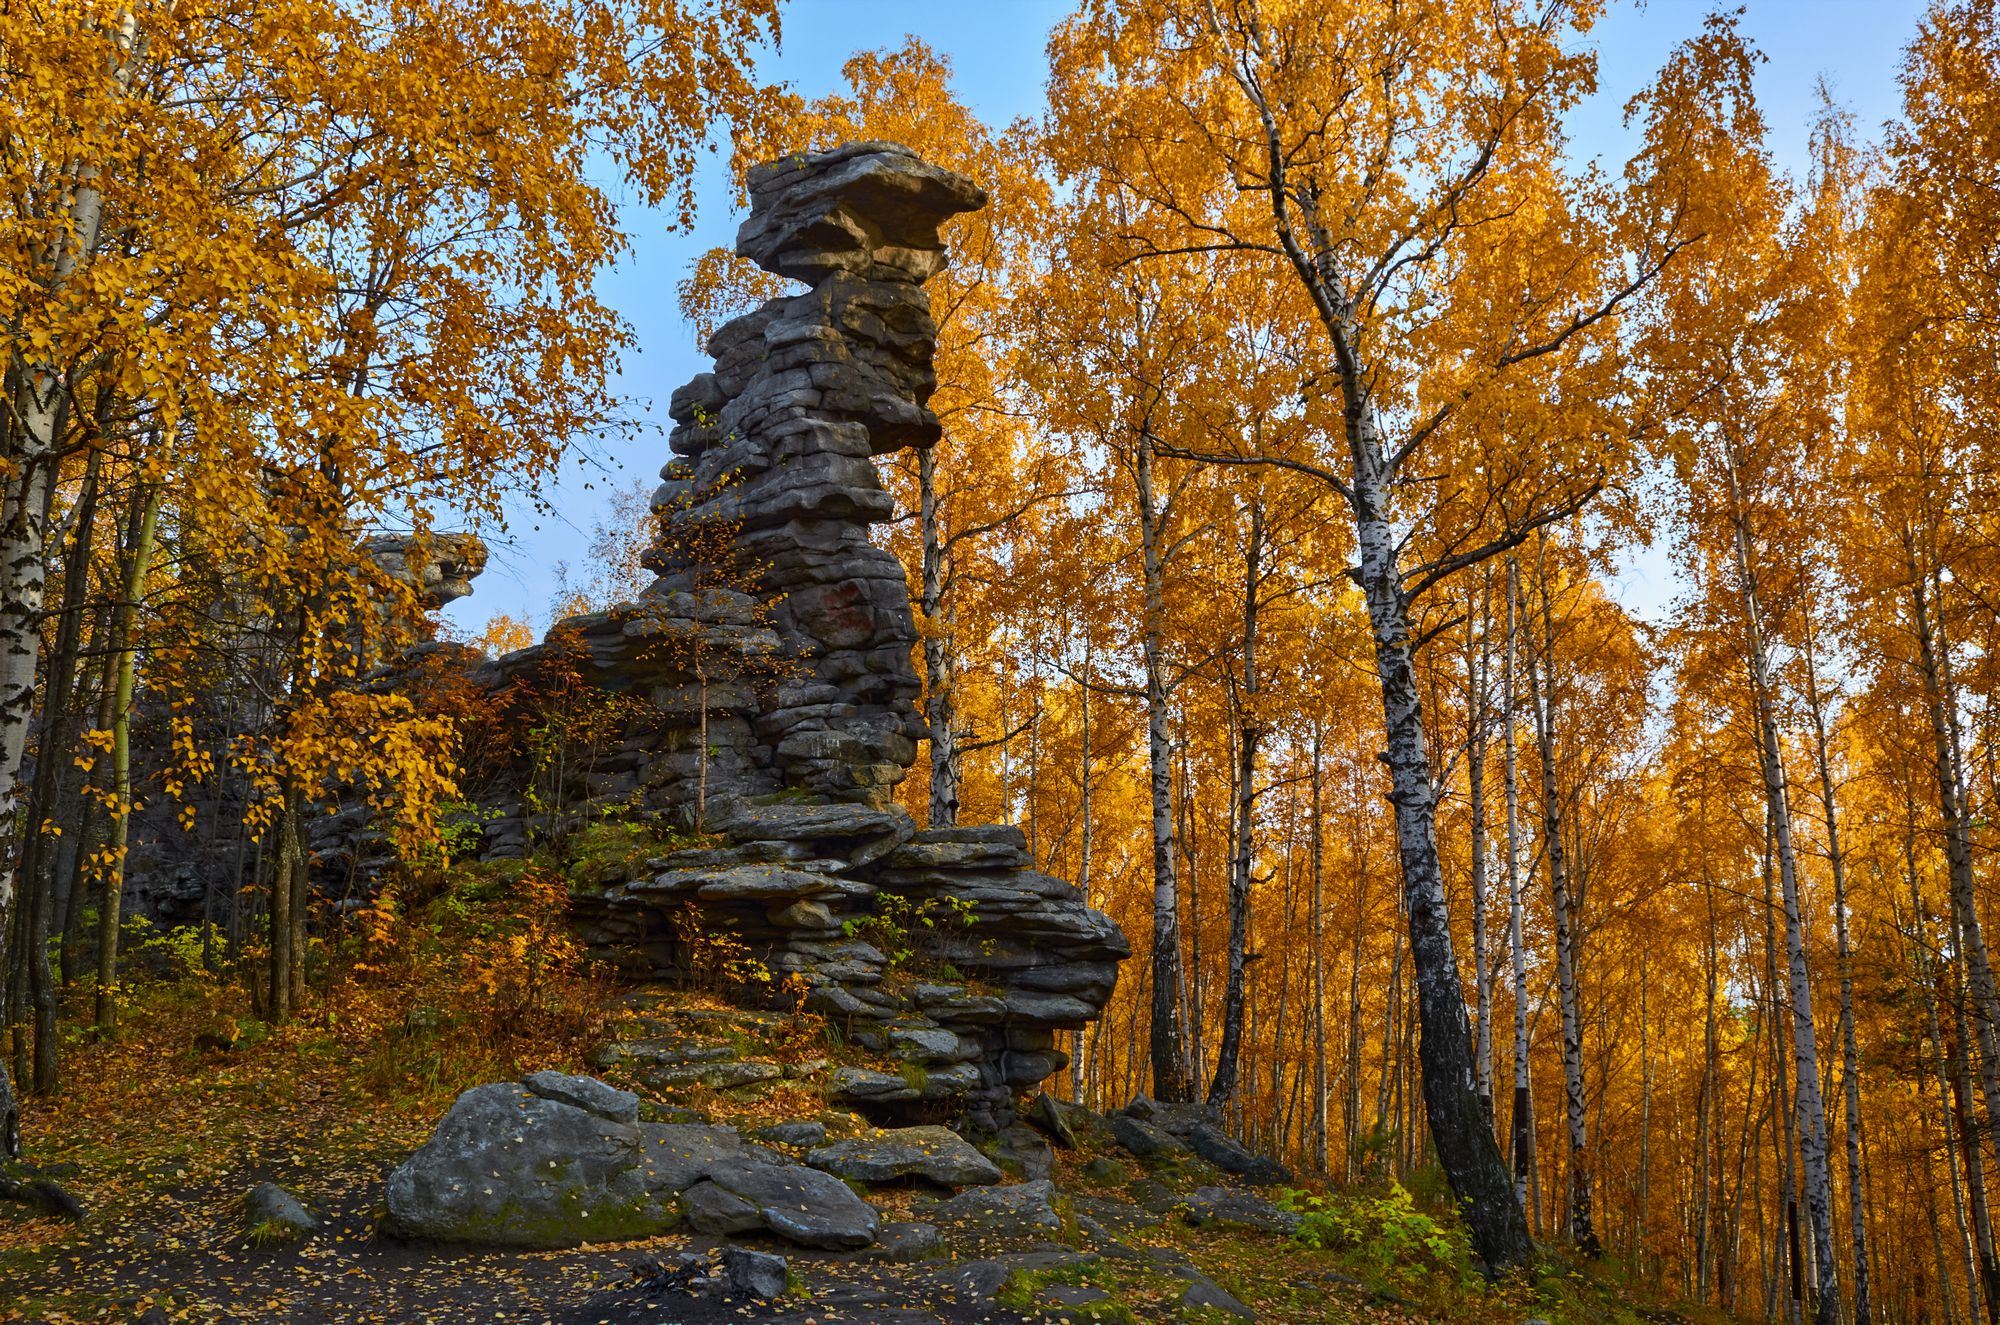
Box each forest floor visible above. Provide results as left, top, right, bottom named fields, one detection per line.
left=0, top=860, right=1737, bottom=1325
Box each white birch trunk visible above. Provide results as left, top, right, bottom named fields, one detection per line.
left=1524, top=551, right=1597, bottom=1255
left=1467, top=573, right=1495, bottom=1125
left=1134, top=428, right=1192, bottom=1101
left=1209, top=498, right=1262, bottom=1107
left=1349, top=394, right=1529, bottom=1268
left=1725, top=456, right=1839, bottom=1321
left=1504, top=557, right=1536, bottom=1220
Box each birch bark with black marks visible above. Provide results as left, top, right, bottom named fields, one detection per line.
left=1345, top=399, right=1528, bottom=1265
left=1134, top=424, right=1192, bottom=1102
left=1906, top=542, right=2000, bottom=1216
left=1310, top=723, right=1329, bottom=1173
left=1466, top=571, right=1496, bottom=1126
left=1523, top=545, right=1597, bottom=1256
left=1209, top=498, right=1263, bottom=1107
left=1503, top=557, right=1536, bottom=1221
left=1723, top=448, right=1838, bottom=1321
left=17, top=448, right=102, bottom=1089
left=1802, top=625, right=1871, bottom=1324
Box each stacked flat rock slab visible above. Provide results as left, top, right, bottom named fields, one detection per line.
left=566, top=143, right=1129, bottom=1130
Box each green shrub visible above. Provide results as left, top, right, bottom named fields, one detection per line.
left=1281, top=1181, right=1481, bottom=1295
left=841, top=892, right=986, bottom=976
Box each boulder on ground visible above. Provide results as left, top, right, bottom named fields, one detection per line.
left=1186, top=1124, right=1293, bottom=1185
left=522, top=1069, right=640, bottom=1124
left=721, top=1246, right=790, bottom=1300
left=872, top=1220, right=944, bottom=1262
left=933, top=1177, right=1063, bottom=1230
left=751, top=1120, right=828, bottom=1148
left=1183, top=1186, right=1301, bottom=1235
left=1116, top=1097, right=1291, bottom=1183
left=981, top=1121, right=1054, bottom=1181
left=243, top=1182, right=316, bottom=1242
left=940, top=1249, right=1098, bottom=1303
left=384, top=1075, right=880, bottom=1250
left=807, top=1125, right=1001, bottom=1187
left=1026, top=1092, right=1084, bottom=1149
left=1109, top=1113, right=1188, bottom=1160
left=691, top=1156, right=880, bottom=1249
left=1174, top=1265, right=1256, bottom=1319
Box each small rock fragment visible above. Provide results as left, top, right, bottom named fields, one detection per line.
left=243, top=1182, right=316, bottom=1243
left=721, top=1246, right=790, bottom=1300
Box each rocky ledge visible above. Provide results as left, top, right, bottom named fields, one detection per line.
left=573, top=803, right=1128, bottom=1131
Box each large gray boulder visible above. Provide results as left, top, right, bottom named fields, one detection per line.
left=384, top=1074, right=880, bottom=1250
left=933, top=1178, right=1063, bottom=1230
left=806, top=1125, right=1001, bottom=1187
left=686, top=1157, right=879, bottom=1249
left=1183, top=1186, right=1302, bottom=1236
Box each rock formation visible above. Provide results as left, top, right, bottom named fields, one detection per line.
left=552, top=143, right=1129, bottom=1131
left=123, top=529, right=491, bottom=930
left=361, top=531, right=489, bottom=613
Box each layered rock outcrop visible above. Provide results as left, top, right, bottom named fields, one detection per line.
left=559, top=143, right=1129, bottom=1129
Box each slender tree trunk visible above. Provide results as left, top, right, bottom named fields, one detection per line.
left=1468, top=571, right=1496, bottom=1127
left=1134, top=428, right=1191, bottom=1101
left=1523, top=547, right=1596, bottom=1256
left=1071, top=637, right=1093, bottom=1102
left=286, top=794, right=307, bottom=1010
left=93, top=482, right=158, bottom=1033
left=1802, top=628, right=1870, bottom=1324
left=1310, top=724, right=1329, bottom=1173
left=1949, top=934, right=2000, bottom=1325
left=1914, top=815, right=1990, bottom=1325
left=0, top=438, right=56, bottom=918
left=268, top=797, right=297, bottom=1025
left=1728, top=989, right=1765, bottom=1315
left=1724, top=457, right=1837, bottom=1319
left=1697, top=862, right=1720, bottom=1303
left=1637, top=950, right=1654, bottom=1276
left=1344, top=825, right=1367, bottom=1181
left=1503, top=557, right=1536, bottom=1221
left=58, top=631, right=111, bottom=986
left=1909, top=546, right=2000, bottom=1214
left=0, top=14, right=144, bottom=924
left=1210, top=499, right=1262, bottom=1107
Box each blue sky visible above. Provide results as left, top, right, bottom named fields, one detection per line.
left=446, top=0, right=1928, bottom=637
